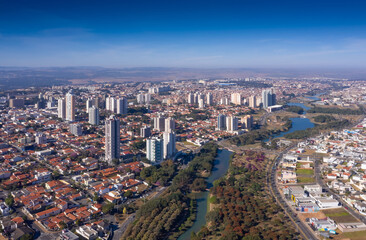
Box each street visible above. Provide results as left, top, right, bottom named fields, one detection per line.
left=314, top=160, right=366, bottom=224
left=267, top=145, right=318, bottom=240
left=112, top=186, right=166, bottom=240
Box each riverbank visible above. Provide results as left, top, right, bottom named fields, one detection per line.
left=190, top=149, right=300, bottom=240
left=177, top=149, right=232, bottom=240
left=121, top=142, right=219, bottom=240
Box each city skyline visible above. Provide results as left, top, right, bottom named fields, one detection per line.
left=0, top=0, right=366, bottom=68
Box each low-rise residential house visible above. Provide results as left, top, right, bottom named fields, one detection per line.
left=34, top=207, right=61, bottom=219
left=60, top=229, right=79, bottom=240
left=327, top=173, right=337, bottom=180
left=280, top=171, right=297, bottom=183
left=76, top=225, right=98, bottom=240
left=34, top=171, right=52, bottom=183
left=0, top=170, right=11, bottom=179
left=0, top=218, right=16, bottom=233
left=11, top=226, right=34, bottom=240
left=0, top=202, right=11, bottom=216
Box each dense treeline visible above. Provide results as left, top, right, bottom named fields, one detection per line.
left=285, top=119, right=350, bottom=139
left=193, top=153, right=299, bottom=240
left=171, top=142, right=218, bottom=191
left=229, top=120, right=292, bottom=146
left=285, top=105, right=304, bottom=114
left=186, top=109, right=209, bottom=121
left=139, top=160, right=176, bottom=186
left=122, top=142, right=218, bottom=240
left=313, top=115, right=336, bottom=123
left=123, top=192, right=189, bottom=240
left=128, top=107, right=149, bottom=115
left=282, top=91, right=296, bottom=98
left=307, top=106, right=363, bottom=115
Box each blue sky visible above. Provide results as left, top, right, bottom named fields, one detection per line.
left=0, top=0, right=365, bottom=68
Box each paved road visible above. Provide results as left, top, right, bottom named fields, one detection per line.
left=112, top=213, right=135, bottom=240
left=314, top=160, right=366, bottom=223
left=268, top=145, right=318, bottom=240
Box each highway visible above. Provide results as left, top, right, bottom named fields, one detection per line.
left=267, top=145, right=318, bottom=240
left=314, top=160, right=366, bottom=224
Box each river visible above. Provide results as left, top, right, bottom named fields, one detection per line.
left=306, top=92, right=324, bottom=101
left=178, top=101, right=316, bottom=239
left=267, top=102, right=314, bottom=140
left=177, top=149, right=232, bottom=240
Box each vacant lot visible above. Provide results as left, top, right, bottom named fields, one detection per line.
left=296, top=169, right=314, bottom=175
left=335, top=230, right=366, bottom=240
left=297, top=177, right=315, bottom=183
left=322, top=208, right=359, bottom=223
left=298, top=212, right=327, bottom=222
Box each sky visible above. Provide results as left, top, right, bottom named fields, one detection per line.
left=0, top=0, right=366, bottom=68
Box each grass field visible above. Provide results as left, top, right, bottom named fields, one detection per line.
left=296, top=169, right=314, bottom=175
left=322, top=208, right=358, bottom=223
left=297, top=177, right=315, bottom=183
left=182, top=141, right=197, bottom=146
left=336, top=230, right=366, bottom=240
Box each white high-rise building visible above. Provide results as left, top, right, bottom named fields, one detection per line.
left=206, top=92, right=213, bottom=106
left=242, top=115, right=253, bottom=129
left=249, top=95, right=257, bottom=108
left=111, top=97, right=116, bottom=112
left=146, top=137, right=164, bottom=163
left=217, top=114, right=226, bottom=130
left=231, top=93, right=242, bottom=105
left=145, top=94, right=151, bottom=104
left=140, top=126, right=151, bottom=138
left=106, top=96, right=116, bottom=112
left=226, top=116, right=239, bottom=132
left=188, top=93, right=194, bottom=104
left=105, top=115, right=120, bottom=163
left=198, top=99, right=204, bottom=109
left=66, top=90, right=75, bottom=121
left=194, top=93, right=204, bottom=104
left=262, top=89, right=276, bottom=108
left=106, top=97, right=111, bottom=110
left=86, top=99, right=93, bottom=113
left=58, top=98, right=66, bottom=119
left=165, top=117, right=175, bottom=133
left=194, top=93, right=199, bottom=104
left=88, top=106, right=99, bottom=125
left=35, top=133, right=47, bottom=145
left=70, top=123, right=82, bottom=136
left=163, top=131, right=176, bottom=160
left=136, top=94, right=144, bottom=104
left=93, top=97, right=99, bottom=109
left=116, top=97, right=128, bottom=115
left=220, top=97, right=230, bottom=105
left=154, top=115, right=165, bottom=131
